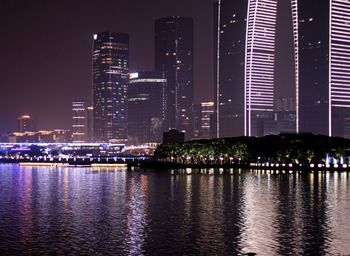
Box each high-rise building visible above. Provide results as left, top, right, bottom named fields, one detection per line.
left=155, top=17, right=194, bottom=140
left=87, top=106, right=93, bottom=142
left=17, top=114, right=36, bottom=133
left=127, top=72, right=166, bottom=145
left=214, top=0, right=246, bottom=138
left=72, top=101, right=87, bottom=143
left=93, top=32, right=129, bottom=143
left=215, top=0, right=278, bottom=138
left=293, top=0, right=350, bottom=138
left=200, top=102, right=215, bottom=139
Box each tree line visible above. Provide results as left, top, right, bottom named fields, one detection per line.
left=154, top=134, right=350, bottom=165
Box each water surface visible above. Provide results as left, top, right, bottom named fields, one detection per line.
left=0, top=165, right=349, bottom=255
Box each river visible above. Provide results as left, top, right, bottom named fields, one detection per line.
left=0, top=165, right=349, bottom=255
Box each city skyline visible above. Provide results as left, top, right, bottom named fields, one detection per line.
left=0, top=0, right=217, bottom=134
left=1, top=2, right=350, bottom=255
left=2, top=1, right=343, bottom=141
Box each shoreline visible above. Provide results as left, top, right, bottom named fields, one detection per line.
left=129, top=160, right=350, bottom=172
left=1, top=158, right=350, bottom=172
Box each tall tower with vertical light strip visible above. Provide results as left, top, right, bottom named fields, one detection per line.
left=294, top=0, right=350, bottom=138
left=245, top=0, right=278, bottom=136
left=215, top=0, right=278, bottom=138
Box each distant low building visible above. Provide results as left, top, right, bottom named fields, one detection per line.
left=87, top=106, right=93, bottom=142
left=5, top=130, right=72, bottom=143
left=193, top=104, right=201, bottom=139
left=200, top=102, right=214, bottom=139
left=0, top=134, right=7, bottom=143
left=17, top=114, right=36, bottom=133
left=163, top=129, right=185, bottom=144
left=72, top=101, right=88, bottom=143
left=193, top=102, right=215, bottom=139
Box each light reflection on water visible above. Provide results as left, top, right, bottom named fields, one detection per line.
left=0, top=165, right=350, bottom=255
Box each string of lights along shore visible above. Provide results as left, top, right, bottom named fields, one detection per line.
left=4, top=0, right=350, bottom=145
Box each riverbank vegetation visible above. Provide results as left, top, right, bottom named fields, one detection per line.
left=154, top=134, right=350, bottom=165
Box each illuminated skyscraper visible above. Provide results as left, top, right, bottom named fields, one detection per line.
left=245, top=0, right=277, bottom=137
left=294, top=0, right=350, bottom=138
left=155, top=17, right=194, bottom=139
left=72, top=101, right=87, bottom=143
left=215, top=0, right=278, bottom=138
left=17, top=114, right=36, bottom=133
left=127, top=72, right=167, bottom=145
left=93, top=32, right=129, bottom=143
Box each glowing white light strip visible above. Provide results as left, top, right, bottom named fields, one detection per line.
left=291, top=0, right=299, bottom=133
left=216, top=0, right=221, bottom=138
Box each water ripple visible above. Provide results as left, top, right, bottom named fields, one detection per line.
left=0, top=166, right=350, bottom=255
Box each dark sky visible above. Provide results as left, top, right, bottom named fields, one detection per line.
left=0, top=0, right=293, bottom=134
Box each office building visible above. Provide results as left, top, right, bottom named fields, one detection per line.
left=155, top=17, right=194, bottom=139
left=128, top=72, right=166, bottom=145
left=93, top=32, right=129, bottom=143
left=294, top=0, right=350, bottom=138
left=72, top=101, right=87, bottom=143
left=215, top=0, right=278, bottom=138
left=17, top=114, right=36, bottom=133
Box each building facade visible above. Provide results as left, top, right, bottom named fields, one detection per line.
left=214, top=0, right=246, bottom=138
left=155, top=17, right=194, bottom=139
left=127, top=72, right=166, bottom=145
left=215, top=0, right=278, bottom=138
left=93, top=32, right=129, bottom=143
left=87, top=106, right=93, bottom=143
left=294, top=0, right=350, bottom=138
left=215, top=0, right=350, bottom=138
left=72, top=101, right=87, bottom=143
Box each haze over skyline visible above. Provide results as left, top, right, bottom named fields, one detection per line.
left=0, top=0, right=293, bottom=133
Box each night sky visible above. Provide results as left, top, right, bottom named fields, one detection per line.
left=0, top=0, right=293, bottom=134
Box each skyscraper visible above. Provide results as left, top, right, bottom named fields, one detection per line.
left=294, top=0, right=350, bottom=138
left=245, top=0, right=278, bottom=137
left=127, top=72, right=167, bottom=145
left=214, top=0, right=246, bottom=138
left=215, top=0, right=278, bottom=138
left=72, top=101, right=87, bottom=143
left=155, top=17, right=194, bottom=139
left=93, top=32, right=129, bottom=143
